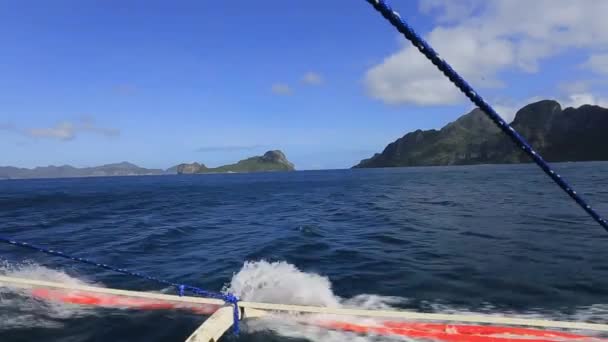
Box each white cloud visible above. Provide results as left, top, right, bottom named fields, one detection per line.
left=271, top=83, right=292, bottom=95
left=558, top=80, right=591, bottom=94
left=26, top=117, right=120, bottom=141
left=366, top=0, right=608, bottom=106
left=583, top=54, right=608, bottom=75
left=419, top=0, right=482, bottom=23
left=556, top=79, right=608, bottom=108
left=28, top=122, right=75, bottom=140
left=366, top=26, right=513, bottom=105
left=562, top=93, right=608, bottom=109
left=78, top=116, right=120, bottom=137
left=302, top=72, right=323, bottom=85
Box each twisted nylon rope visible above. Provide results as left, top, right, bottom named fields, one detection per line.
left=2, top=3, right=606, bottom=336
left=0, top=236, right=241, bottom=334
left=365, top=0, right=608, bottom=232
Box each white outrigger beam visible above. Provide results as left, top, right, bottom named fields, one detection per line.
left=1, top=275, right=608, bottom=342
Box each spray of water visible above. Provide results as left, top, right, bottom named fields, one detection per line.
left=226, top=260, right=415, bottom=341
left=226, top=260, right=608, bottom=341
left=0, top=260, right=100, bottom=329
left=0, top=259, right=606, bottom=341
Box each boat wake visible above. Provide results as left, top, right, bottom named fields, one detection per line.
left=227, top=260, right=410, bottom=341
left=0, top=259, right=607, bottom=341
left=227, top=260, right=608, bottom=341
left=0, top=260, right=100, bottom=329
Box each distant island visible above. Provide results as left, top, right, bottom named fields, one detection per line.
left=177, top=150, right=295, bottom=174
left=354, top=100, right=608, bottom=168
left=4, top=99, right=607, bottom=180
left=0, top=162, right=167, bottom=180
left=0, top=150, right=294, bottom=180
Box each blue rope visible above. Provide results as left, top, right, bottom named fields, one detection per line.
left=2, top=4, right=606, bottom=336
left=0, top=235, right=241, bottom=334
left=365, top=0, right=608, bottom=232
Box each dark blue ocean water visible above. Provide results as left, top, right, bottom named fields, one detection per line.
left=1, top=162, right=608, bottom=341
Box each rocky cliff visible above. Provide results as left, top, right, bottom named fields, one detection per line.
left=354, top=100, right=608, bottom=168
left=177, top=150, right=295, bottom=174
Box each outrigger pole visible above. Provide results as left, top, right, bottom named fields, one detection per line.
left=2, top=275, right=608, bottom=342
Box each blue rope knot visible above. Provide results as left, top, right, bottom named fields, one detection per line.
left=179, top=286, right=241, bottom=334
left=222, top=293, right=241, bottom=334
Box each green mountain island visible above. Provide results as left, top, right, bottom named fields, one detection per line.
left=177, top=150, right=295, bottom=174
left=0, top=162, right=165, bottom=180
left=0, top=151, right=295, bottom=180
left=354, top=100, right=608, bottom=168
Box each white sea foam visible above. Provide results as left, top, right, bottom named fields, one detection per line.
left=227, top=260, right=341, bottom=307
left=226, top=260, right=608, bottom=341
left=227, top=260, right=418, bottom=341
left=0, top=259, right=606, bottom=341
left=0, top=260, right=99, bottom=329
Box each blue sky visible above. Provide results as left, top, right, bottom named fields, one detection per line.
left=2, top=0, right=608, bottom=170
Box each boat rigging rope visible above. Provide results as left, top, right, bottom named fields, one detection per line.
left=365, top=0, right=608, bottom=232
left=0, top=236, right=241, bottom=334
left=1, top=1, right=607, bottom=338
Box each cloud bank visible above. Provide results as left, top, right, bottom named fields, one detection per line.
left=1, top=117, right=120, bottom=141
left=365, top=0, right=608, bottom=106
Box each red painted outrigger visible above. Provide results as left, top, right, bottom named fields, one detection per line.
left=31, top=287, right=607, bottom=342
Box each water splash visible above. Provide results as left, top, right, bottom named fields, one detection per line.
left=226, top=260, right=413, bottom=341
left=227, top=260, right=340, bottom=307
left=226, top=260, right=607, bottom=341
left=0, top=260, right=606, bottom=341
left=0, top=260, right=99, bottom=329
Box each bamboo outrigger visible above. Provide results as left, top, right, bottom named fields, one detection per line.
left=2, top=275, right=608, bottom=342
left=2, top=1, right=608, bottom=341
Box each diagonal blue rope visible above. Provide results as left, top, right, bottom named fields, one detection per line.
left=364, top=0, right=608, bottom=232
left=0, top=235, right=241, bottom=334
left=2, top=4, right=606, bottom=335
